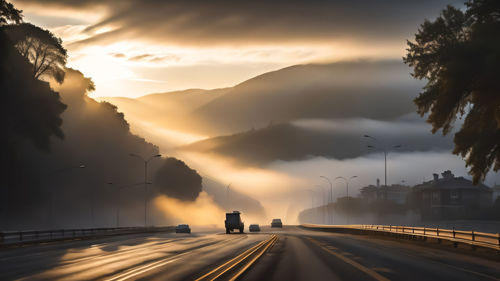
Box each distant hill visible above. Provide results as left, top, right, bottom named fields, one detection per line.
left=97, top=89, right=228, bottom=149
left=182, top=118, right=453, bottom=165
left=191, top=60, right=424, bottom=134
left=99, top=88, right=229, bottom=136
left=99, top=60, right=442, bottom=165
left=102, top=60, right=424, bottom=138
left=102, top=88, right=229, bottom=114
left=138, top=88, right=229, bottom=114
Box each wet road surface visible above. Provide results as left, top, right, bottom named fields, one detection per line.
left=1, top=226, right=499, bottom=280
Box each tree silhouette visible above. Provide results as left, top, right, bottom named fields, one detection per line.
left=1, top=2, right=66, bottom=153
left=4, top=23, right=67, bottom=83
left=0, top=0, right=22, bottom=25
left=154, top=158, right=202, bottom=201
left=404, top=0, right=500, bottom=184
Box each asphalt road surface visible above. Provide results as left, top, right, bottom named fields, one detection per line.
left=1, top=226, right=499, bottom=281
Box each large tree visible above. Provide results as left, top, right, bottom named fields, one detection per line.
left=3, top=23, right=67, bottom=83
left=404, top=0, right=500, bottom=184
left=154, top=158, right=202, bottom=201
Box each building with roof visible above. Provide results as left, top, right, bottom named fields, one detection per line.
left=360, top=178, right=410, bottom=205
left=412, top=170, right=493, bottom=219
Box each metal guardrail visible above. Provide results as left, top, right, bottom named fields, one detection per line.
left=302, top=224, right=500, bottom=249
left=0, top=226, right=174, bottom=246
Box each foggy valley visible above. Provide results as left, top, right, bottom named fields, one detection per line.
left=1, top=1, right=500, bottom=280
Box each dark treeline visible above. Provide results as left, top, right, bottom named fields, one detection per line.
left=0, top=1, right=203, bottom=230
left=182, top=119, right=454, bottom=165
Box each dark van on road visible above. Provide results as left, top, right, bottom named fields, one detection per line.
left=225, top=211, right=244, bottom=234
left=271, top=218, right=283, bottom=228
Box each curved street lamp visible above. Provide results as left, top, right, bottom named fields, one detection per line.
left=320, top=176, right=334, bottom=224
left=129, top=153, right=161, bottom=227
left=334, top=176, right=358, bottom=199
left=315, top=185, right=327, bottom=224
left=364, top=135, right=401, bottom=187
left=335, top=176, right=358, bottom=225
left=319, top=176, right=333, bottom=204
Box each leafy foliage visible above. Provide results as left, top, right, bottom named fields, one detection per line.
left=3, top=23, right=67, bottom=83
left=1, top=30, right=66, bottom=153
left=404, top=0, right=500, bottom=184
left=0, top=0, right=22, bottom=25
left=154, top=158, right=202, bottom=201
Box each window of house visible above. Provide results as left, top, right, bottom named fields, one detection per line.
left=432, top=191, right=440, bottom=201
left=450, top=190, right=459, bottom=200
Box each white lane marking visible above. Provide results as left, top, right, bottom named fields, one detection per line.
left=105, top=257, right=181, bottom=281
left=110, top=258, right=179, bottom=281
left=103, top=235, right=241, bottom=281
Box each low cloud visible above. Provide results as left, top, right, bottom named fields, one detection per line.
left=128, top=53, right=180, bottom=63
left=172, top=148, right=500, bottom=225
left=128, top=54, right=153, bottom=61
left=183, top=116, right=455, bottom=165
left=15, top=0, right=463, bottom=48
left=110, top=52, right=125, bottom=58
left=154, top=192, right=225, bottom=226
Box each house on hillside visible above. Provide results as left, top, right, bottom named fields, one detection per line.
left=360, top=178, right=410, bottom=204
left=413, top=170, right=493, bottom=219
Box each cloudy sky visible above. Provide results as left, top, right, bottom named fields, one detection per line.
left=12, top=0, right=462, bottom=98
left=11, top=0, right=500, bottom=223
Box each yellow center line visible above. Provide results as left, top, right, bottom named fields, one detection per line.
left=229, top=235, right=278, bottom=281
left=195, top=235, right=275, bottom=281
left=308, top=238, right=390, bottom=281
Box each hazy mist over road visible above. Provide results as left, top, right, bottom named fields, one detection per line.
left=3, top=1, right=500, bottom=280
left=4, top=0, right=499, bottom=229
left=99, top=60, right=500, bottom=224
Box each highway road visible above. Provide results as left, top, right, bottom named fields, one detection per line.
left=0, top=226, right=499, bottom=281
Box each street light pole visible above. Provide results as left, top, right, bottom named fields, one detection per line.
left=334, top=176, right=358, bottom=199
left=320, top=176, right=333, bottom=224
left=130, top=153, right=161, bottom=227
left=315, top=185, right=327, bottom=224
left=320, top=176, right=333, bottom=204
left=364, top=135, right=401, bottom=187
left=334, top=176, right=358, bottom=225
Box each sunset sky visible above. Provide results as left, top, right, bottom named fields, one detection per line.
left=12, top=0, right=461, bottom=98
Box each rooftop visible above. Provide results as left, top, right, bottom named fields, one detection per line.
left=413, top=170, right=491, bottom=191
